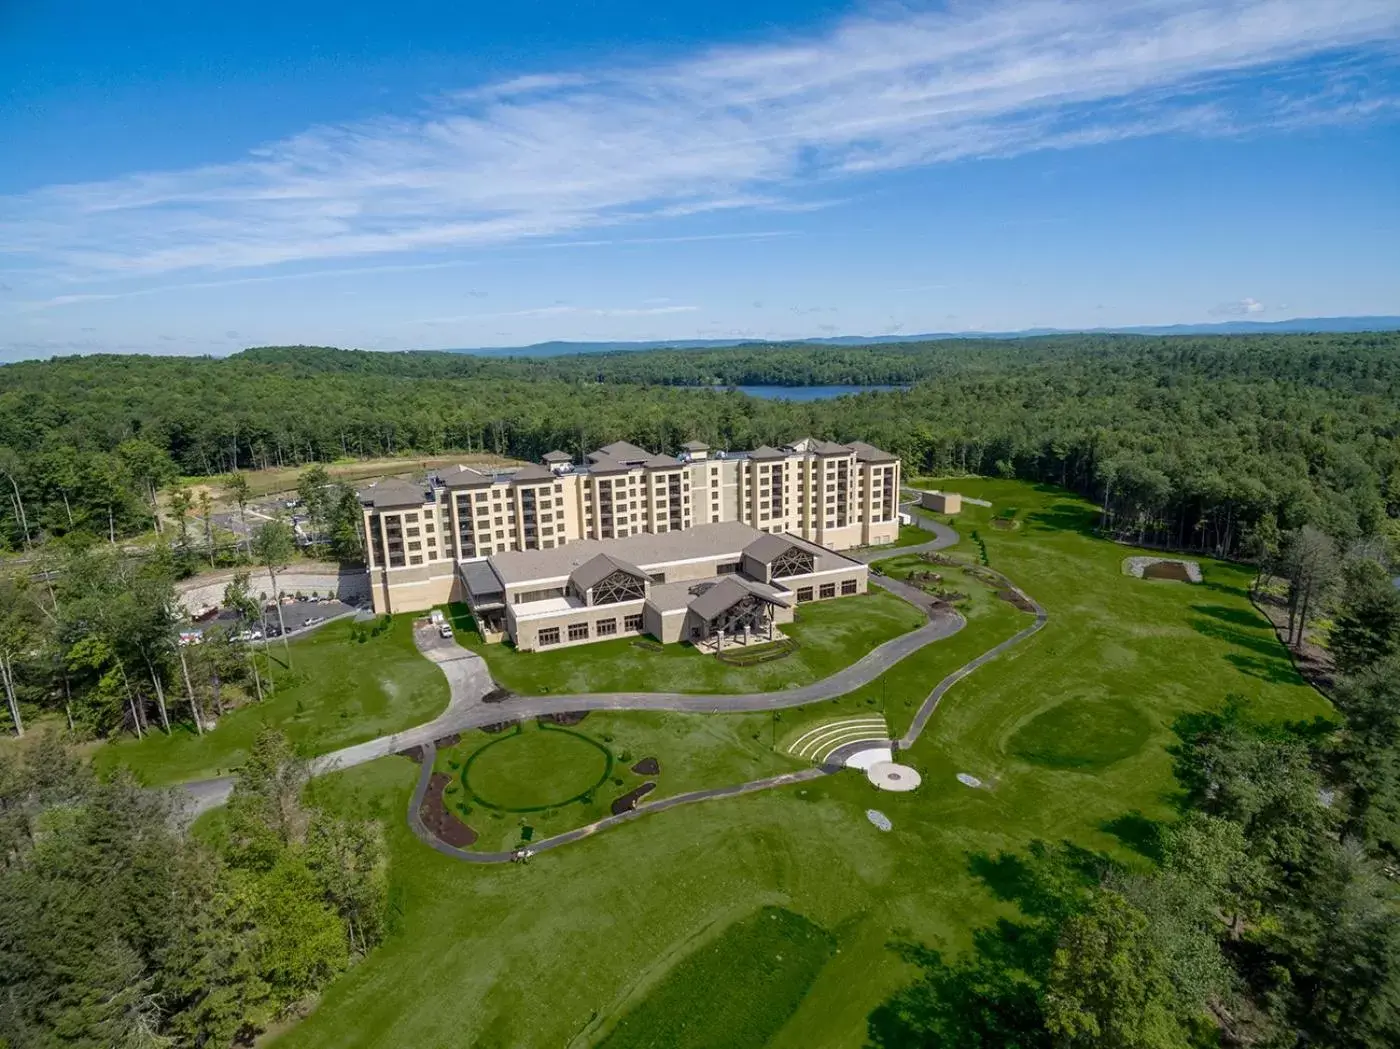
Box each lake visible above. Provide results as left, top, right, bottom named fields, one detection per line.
left=730, top=384, right=907, bottom=401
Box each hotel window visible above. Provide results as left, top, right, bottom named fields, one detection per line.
left=568, top=622, right=589, bottom=642
left=496, top=530, right=505, bottom=539
left=842, top=579, right=858, bottom=595
left=476, top=492, right=487, bottom=502
left=405, top=512, right=419, bottom=522
left=555, top=484, right=563, bottom=493
left=796, top=587, right=813, bottom=602
left=623, top=613, right=644, bottom=632
left=408, top=541, right=422, bottom=551
left=539, top=627, right=560, bottom=646
left=410, top=555, right=423, bottom=565
left=424, top=523, right=435, bottom=533
left=406, top=526, right=420, bottom=537
left=595, top=618, right=617, bottom=636
left=820, top=583, right=836, bottom=599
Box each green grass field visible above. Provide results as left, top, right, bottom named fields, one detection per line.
left=453, top=589, right=925, bottom=695
left=94, top=616, right=449, bottom=784
left=251, top=479, right=1329, bottom=1049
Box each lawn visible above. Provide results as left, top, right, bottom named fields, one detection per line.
left=435, top=708, right=802, bottom=851
left=94, top=616, right=449, bottom=785
left=452, top=589, right=925, bottom=695
left=270, top=479, right=1330, bottom=1049
left=858, top=522, right=938, bottom=551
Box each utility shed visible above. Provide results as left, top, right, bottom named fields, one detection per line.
left=919, top=490, right=962, bottom=514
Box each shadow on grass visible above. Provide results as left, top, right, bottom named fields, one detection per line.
left=1188, top=616, right=1291, bottom=660
left=1026, top=501, right=1099, bottom=538
left=1101, top=810, right=1166, bottom=862
left=1226, top=652, right=1306, bottom=686
left=867, top=838, right=1117, bottom=1049
left=1191, top=603, right=1268, bottom=629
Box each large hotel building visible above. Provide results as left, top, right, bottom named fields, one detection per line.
left=358, top=437, right=901, bottom=651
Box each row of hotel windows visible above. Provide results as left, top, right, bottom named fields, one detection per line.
left=537, top=613, right=644, bottom=646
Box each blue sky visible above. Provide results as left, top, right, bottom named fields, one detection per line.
left=2, top=0, right=1399, bottom=360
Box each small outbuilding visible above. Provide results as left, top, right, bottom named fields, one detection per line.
left=919, top=490, right=962, bottom=514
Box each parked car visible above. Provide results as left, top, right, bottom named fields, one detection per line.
left=438, top=623, right=454, bottom=639
left=304, top=616, right=325, bottom=628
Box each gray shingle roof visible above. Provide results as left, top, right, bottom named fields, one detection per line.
left=644, top=454, right=682, bottom=469
left=509, top=463, right=556, bottom=484
left=681, top=440, right=709, bottom=451
left=588, top=440, right=653, bottom=464
left=357, top=480, right=430, bottom=509
left=848, top=440, right=897, bottom=463
left=569, top=553, right=650, bottom=592
left=441, top=465, right=495, bottom=489
left=541, top=450, right=572, bottom=463
left=743, top=533, right=796, bottom=564
left=749, top=444, right=787, bottom=461
left=813, top=440, right=851, bottom=455
left=687, top=576, right=784, bottom=621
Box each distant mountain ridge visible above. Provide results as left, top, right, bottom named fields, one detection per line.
left=445, top=316, right=1400, bottom=357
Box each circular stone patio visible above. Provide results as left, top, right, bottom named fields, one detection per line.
left=867, top=761, right=922, bottom=792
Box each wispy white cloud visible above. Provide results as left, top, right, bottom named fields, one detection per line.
left=2, top=0, right=1398, bottom=281
left=410, top=304, right=701, bottom=325
left=1211, top=296, right=1268, bottom=315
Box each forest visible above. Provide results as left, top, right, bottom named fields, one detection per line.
left=1, top=332, right=1398, bottom=564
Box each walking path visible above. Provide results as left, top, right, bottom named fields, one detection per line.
left=183, top=513, right=1048, bottom=865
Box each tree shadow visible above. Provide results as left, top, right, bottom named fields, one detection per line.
left=1191, top=603, right=1267, bottom=629
left=1225, top=652, right=1305, bottom=687
left=967, top=840, right=1113, bottom=923
left=1188, top=617, right=1288, bottom=659
left=1027, top=501, right=1098, bottom=538
left=1100, top=810, right=1166, bottom=862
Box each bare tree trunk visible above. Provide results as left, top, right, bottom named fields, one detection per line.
left=246, top=647, right=265, bottom=702
left=0, top=654, right=23, bottom=737
left=269, top=567, right=292, bottom=666
left=61, top=490, right=74, bottom=527
left=178, top=647, right=203, bottom=735
left=115, top=659, right=143, bottom=739
left=141, top=651, right=171, bottom=733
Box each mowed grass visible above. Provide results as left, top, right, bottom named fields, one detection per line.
left=438, top=709, right=800, bottom=851
left=463, top=722, right=612, bottom=811
left=454, top=589, right=925, bottom=695
left=94, top=616, right=449, bottom=785
left=271, top=480, right=1330, bottom=1049
left=596, top=906, right=836, bottom=1049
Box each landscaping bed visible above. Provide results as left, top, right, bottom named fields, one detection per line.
left=418, top=772, right=477, bottom=847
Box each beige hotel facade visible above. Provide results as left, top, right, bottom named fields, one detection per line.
left=358, top=437, right=901, bottom=648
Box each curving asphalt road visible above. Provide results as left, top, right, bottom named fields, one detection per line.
left=183, top=509, right=1046, bottom=864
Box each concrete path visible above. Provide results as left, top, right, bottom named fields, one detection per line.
left=181, top=514, right=1046, bottom=860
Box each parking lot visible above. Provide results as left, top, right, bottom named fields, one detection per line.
left=186, top=597, right=361, bottom=643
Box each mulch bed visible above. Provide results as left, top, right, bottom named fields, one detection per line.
left=610, top=782, right=656, bottom=815
left=482, top=686, right=514, bottom=704
left=398, top=745, right=425, bottom=764
left=480, top=720, right=517, bottom=734
left=419, top=772, right=478, bottom=847
left=539, top=710, right=590, bottom=726
left=997, top=589, right=1038, bottom=613
left=630, top=756, right=661, bottom=775
left=433, top=733, right=461, bottom=748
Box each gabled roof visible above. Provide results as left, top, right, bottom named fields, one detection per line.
left=644, top=454, right=682, bottom=469
left=785, top=437, right=817, bottom=452
left=441, top=465, right=495, bottom=489
left=541, top=450, right=572, bottom=463
left=848, top=440, right=898, bottom=464
left=687, top=576, right=785, bottom=621
left=357, top=480, right=430, bottom=509
left=588, top=440, right=653, bottom=464
left=509, top=463, right=556, bottom=484
left=813, top=440, right=851, bottom=456
left=743, top=533, right=798, bottom=564
left=586, top=456, right=634, bottom=476
left=749, top=444, right=788, bottom=461
left=681, top=440, right=710, bottom=451
left=569, top=553, right=650, bottom=592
